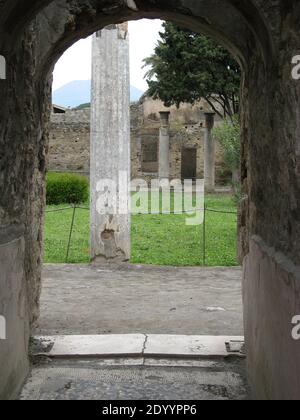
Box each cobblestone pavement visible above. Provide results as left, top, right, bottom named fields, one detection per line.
left=37, top=264, right=243, bottom=336
left=20, top=357, right=250, bottom=400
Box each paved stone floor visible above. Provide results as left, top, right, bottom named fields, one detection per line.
left=36, top=264, right=243, bottom=336
left=23, top=264, right=247, bottom=401
left=20, top=358, right=250, bottom=400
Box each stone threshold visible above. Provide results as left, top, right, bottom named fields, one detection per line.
left=31, top=335, right=245, bottom=359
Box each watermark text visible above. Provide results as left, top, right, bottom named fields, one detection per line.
left=0, top=55, right=6, bottom=79
left=292, top=315, right=300, bottom=340
left=0, top=315, right=6, bottom=340
left=95, top=173, right=205, bottom=226
left=292, top=55, right=300, bottom=80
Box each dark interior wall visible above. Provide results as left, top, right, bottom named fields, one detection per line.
left=0, top=0, right=300, bottom=400
left=241, top=3, right=300, bottom=398
left=0, top=16, right=51, bottom=398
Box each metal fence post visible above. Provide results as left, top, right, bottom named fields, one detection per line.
left=203, top=205, right=206, bottom=266
left=66, top=204, right=77, bottom=263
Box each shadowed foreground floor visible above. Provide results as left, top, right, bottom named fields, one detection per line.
left=20, top=357, right=249, bottom=400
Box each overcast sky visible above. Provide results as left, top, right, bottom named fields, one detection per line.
left=52, top=19, right=163, bottom=92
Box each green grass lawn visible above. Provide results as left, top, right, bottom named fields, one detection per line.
left=44, top=194, right=238, bottom=267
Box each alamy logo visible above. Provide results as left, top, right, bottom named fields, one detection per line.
left=0, top=316, right=6, bottom=340
left=0, top=55, right=6, bottom=79
left=291, top=316, right=300, bottom=340
left=95, top=172, right=205, bottom=226
left=292, top=56, right=300, bottom=80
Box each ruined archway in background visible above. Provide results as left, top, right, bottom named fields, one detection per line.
left=0, top=0, right=300, bottom=400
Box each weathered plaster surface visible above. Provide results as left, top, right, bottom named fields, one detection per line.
left=0, top=233, right=29, bottom=399
left=244, top=236, right=300, bottom=400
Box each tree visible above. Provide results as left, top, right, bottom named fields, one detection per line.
left=213, top=116, right=241, bottom=195
left=143, top=22, right=241, bottom=119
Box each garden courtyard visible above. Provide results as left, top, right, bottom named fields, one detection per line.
left=38, top=191, right=243, bottom=338
left=44, top=192, right=238, bottom=267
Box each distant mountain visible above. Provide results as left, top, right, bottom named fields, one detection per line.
left=52, top=80, right=144, bottom=108
left=130, top=86, right=145, bottom=103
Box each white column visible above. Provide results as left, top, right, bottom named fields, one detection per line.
left=90, top=24, right=130, bottom=262
left=204, top=112, right=216, bottom=192
left=159, top=111, right=170, bottom=179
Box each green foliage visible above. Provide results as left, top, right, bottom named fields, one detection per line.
left=44, top=206, right=90, bottom=263
left=74, top=103, right=90, bottom=110
left=46, top=172, right=89, bottom=205
left=143, top=22, right=241, bottom=119
left=213, top=116, right=240, bottom=172
left=213, top=117, right=241, bottom=201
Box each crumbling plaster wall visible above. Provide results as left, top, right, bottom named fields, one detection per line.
left=0, top=0, right=300, bottom=400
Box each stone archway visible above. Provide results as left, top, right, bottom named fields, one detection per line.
left=0, top=0, right=300, bottom=400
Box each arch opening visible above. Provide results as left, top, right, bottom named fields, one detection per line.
left=42, top=17, right=242, bottom=335
left=2, top=0, right=300, bottom=402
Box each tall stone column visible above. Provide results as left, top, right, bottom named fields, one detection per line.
left=159, top=111, right=170, bottom=179
left=204, top=112, right=216, bottom=192
left=90, top=23, right=130, bottom=262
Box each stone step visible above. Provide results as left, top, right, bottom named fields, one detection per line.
left=31, top=334, right=245, bottom=359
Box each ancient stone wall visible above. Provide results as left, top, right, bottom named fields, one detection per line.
left=49, top=109, right=90, bottom=174
left=141, top=96, right=219, bottom=124
left=0, top=19, right=51, bottom=399
left=48, top=101, right=228, bottom=183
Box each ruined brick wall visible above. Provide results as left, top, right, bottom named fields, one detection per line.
left=49, top=109, right=90, bottom=174
left=169, top=124, right=227, bottom=182
left=142, top=96, right=217, bottom=124
left=49, top=101, right=228, bottom=183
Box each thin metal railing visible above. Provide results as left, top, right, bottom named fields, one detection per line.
left=45, top=204, right=237, bottom=264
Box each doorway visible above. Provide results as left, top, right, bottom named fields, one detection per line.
left=181, top=148, right=197, bottom=180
